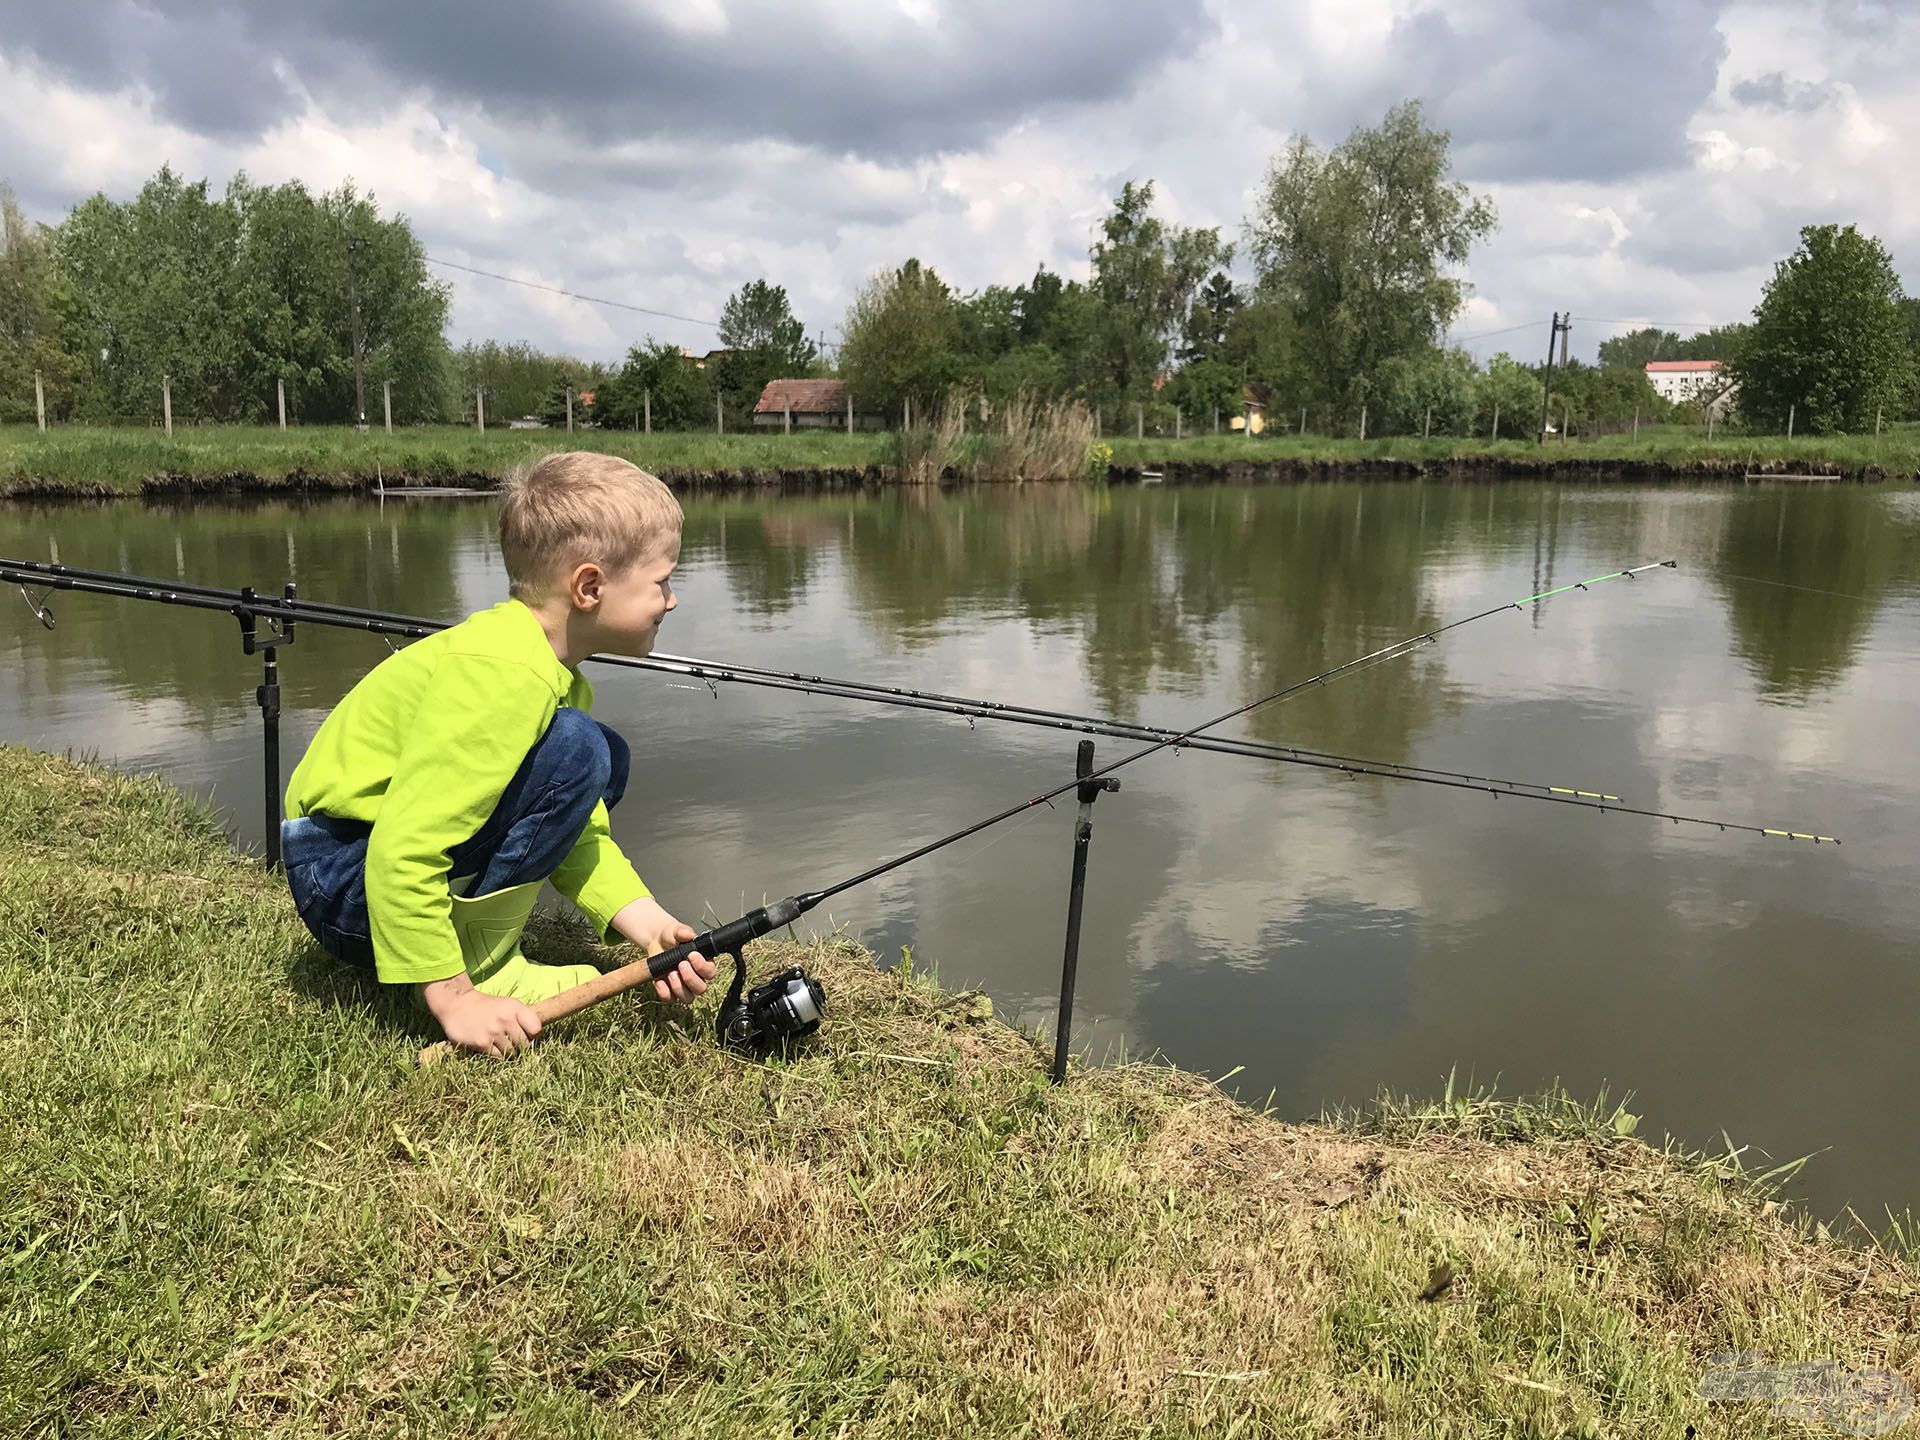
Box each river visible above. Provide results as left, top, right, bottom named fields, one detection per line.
left=3, top=479, right=1917, bottom=1225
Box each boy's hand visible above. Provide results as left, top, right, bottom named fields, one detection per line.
left=610, top=896, right=718, bottom=1005
left=421, top=972, right=542, bottom=1057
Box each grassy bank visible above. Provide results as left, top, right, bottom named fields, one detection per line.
left=4, top=422, right=1918, bottom=497
left=3, top=746, right=1916, bottom=1436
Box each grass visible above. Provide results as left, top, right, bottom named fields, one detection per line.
left=0, top=425, right=892, bottom=497
left=3, top=744, right=1918, bottom=1436
left=1106, top=421, right=1920, bottom=478
left=4, top=421, right=1918, bottom=497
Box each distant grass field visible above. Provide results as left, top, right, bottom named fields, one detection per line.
left=3, top=744, right=1917, bottom=1435
left=2, top=421, right=1917, bottom=496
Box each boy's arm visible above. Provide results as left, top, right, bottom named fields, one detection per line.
left=546, top=799, right=650, bottom=941
left=366, top=654, right=550, bottom=984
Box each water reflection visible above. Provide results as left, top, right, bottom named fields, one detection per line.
left=3, top=479, right=1918, bottom=1229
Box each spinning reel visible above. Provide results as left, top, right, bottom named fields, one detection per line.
left=714, top=948, right=826, bottom=1057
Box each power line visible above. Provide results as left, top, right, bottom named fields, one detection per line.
left=424, top=256, right=724, bottom=330
left=1449, top=321, right=1545, bottom=343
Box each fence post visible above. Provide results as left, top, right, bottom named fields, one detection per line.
left=1298, top=406, right=1306, bottom=436
left=717, top=392, right=725, bottom=436
left=163, top=375, right=173, bottom=438
left=1875, top=405, right=1882, bottom=438
left=278, top=377, right=287, bottom=430
left=644, top=388, right=652, bottom=434
left=1051, top=740, right=1120, bottom=1086
left=1561, top=401, right=1570, bottom=444
left=1491, top=403, right=1500, bottom=441
left=1787, top=403, right=1795, bottom=441
left=1174, top=409, right=1182, bottom=441
left=784, top=397, right=791, bottom=435
left=34, top=371, right=46, bottom=432
left=1135, top=403, right=1143, bottom=440
left=1707, top=405, right=1715, bottom=441
left=238, top=585, right=294, bottom=870
left=383, top=379, right=392, bottom=434
left=1632, top=405, right=1639, bottom=440
left=846, top=391, right=853, bottom=432
left=1359, top=404, right=1367, bottom=441
left=567, top=389, right=574, bottom=432
left=1423, top=406, right=1431, bottom=440
left=475, top=389, right=485, bottom=432
left=1213, top=408, right=1219, bottom=435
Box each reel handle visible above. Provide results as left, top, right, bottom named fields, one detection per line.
left=532, top=894, right=807, bottom=1024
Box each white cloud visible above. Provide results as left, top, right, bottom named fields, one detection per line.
left=3, top=0, right=1916, bottom=363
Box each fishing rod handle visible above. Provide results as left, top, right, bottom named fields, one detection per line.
left=532, top=894, right=808, bottom=1024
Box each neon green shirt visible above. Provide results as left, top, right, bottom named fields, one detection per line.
left=286, top=599, right=648, bottom=984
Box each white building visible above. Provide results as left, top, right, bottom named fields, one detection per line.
left=1645, top=360, right=1735, bottom=412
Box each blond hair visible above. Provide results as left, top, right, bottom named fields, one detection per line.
left=499, top=452, right=682, bottom=600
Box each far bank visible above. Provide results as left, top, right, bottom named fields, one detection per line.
left=3, top=422, right=1917, bottom=498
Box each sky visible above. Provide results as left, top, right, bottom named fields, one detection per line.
left=3, top=0, right=1915, bottom=366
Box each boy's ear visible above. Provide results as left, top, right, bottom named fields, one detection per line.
left=567, top=561, right=605, bottom=611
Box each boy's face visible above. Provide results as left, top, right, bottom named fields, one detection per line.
left=586, top=532, right=680, bottom=657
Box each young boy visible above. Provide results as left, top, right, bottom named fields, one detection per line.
left=280, top=453, right=715, bottom=1057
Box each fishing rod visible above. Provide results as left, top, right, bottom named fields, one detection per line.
left=5, top=553, right=1839, bottom=1059
left=3, top=555, right=1840, bottom=844
left=2, top=556, right=1629, bottom=803
left=498, top=559, right=1838, bottom=1059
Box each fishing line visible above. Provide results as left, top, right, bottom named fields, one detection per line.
left=0, top=557, right=1633, bottom=804
left=1719, top=572, right=1879, bottom=605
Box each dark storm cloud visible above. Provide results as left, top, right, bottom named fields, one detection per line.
left=3, top=0, right=1216, bottom=164
left=1311, top=1, right=1730, bottom=184
left=1729, top=72, right=1845, bottom=112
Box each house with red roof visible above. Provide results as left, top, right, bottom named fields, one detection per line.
left=753, top=379, right=886, bottom=431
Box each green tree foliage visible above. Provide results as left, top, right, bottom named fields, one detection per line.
left=714, top=279, right=816, bottom=415
left=1163, top=358, right=1242, bottom=426
left=1378, top=348, right=1477, bottom=435
left=1596, top=327, right=1682, bottom=370
left=1673, top=324, right=1749, bottom=361
left=1545, top=360, right=1672, bottom=432
left=1730, top=224, right=1915, bottom=432
left=596, top=341, right=714, bottom=431
left=52, top=167, right=449, bottom=424
left=837, top=259, right=958, bottom=415
left=1476, top=353, right=1544, bottom=438
left=1247, top=100, right=1496, bottom=426
left=1182, top=271, right=1240, bottom=363
left=1087, top=181, right=1228, bottom=404
left=449, top=341, right=598, bottom=426
left=0, top=184, right=87, bottom=422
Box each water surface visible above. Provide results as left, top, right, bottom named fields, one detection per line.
left=4, top=480, right=1917, bottom=1224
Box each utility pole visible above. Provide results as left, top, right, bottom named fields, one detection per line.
left=345, top=234, right=369, bottom=431
left=1538, top=311, right=1569, bottom=444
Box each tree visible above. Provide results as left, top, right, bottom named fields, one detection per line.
left=837, top=259, right=958, bottom=416
left=51, top=167, right=449, bottom=424
left=714, top=278, right=815, bottom=413
left=597, top=340, right=713, bottom=431
left=1247, top=100, right=1496, bottom=427
left=1014, top=267, right=1066, bottom=344
left=1181, top=271, right=1240, bottom=363
left=1378, top=348, right=1477, bottom=435
left=1730, top=224, right=1915, bottom=433
left=1596, top=327, right=1682, bottom=370
left=0, top=184, right=87, bottom=421
left=1673, top=323, right=1749, bottom=362
left=1476, top=353, right=1543, bottom=437
left=1088, top=181, right=1228, bottom=404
